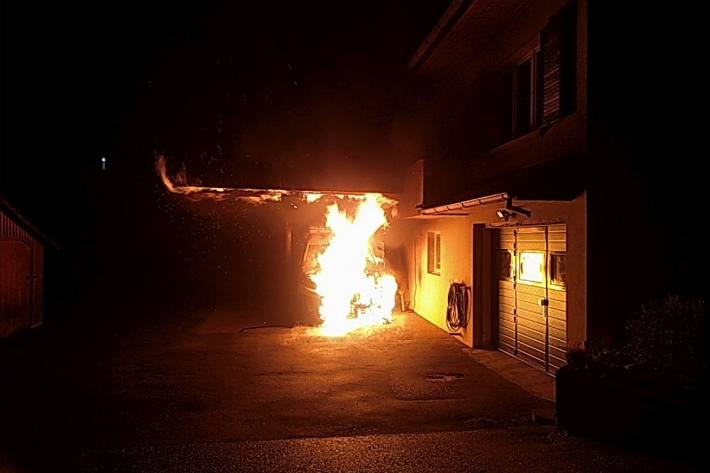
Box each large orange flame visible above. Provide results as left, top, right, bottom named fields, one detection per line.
left=310, top=194, right=398, bottom=336
left=156, top=154, right=399, bottom=335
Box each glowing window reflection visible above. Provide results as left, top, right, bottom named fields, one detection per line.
left=519, top=252, right=545, bottom=283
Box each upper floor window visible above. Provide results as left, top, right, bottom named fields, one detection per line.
left=508, top=1, right=577, bottom=140
left=513, top=47, right=541, bottom=137
left=427, top=231, right=441, bottom=275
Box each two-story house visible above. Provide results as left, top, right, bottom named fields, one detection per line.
left=392, top=0, right=683, bottom=375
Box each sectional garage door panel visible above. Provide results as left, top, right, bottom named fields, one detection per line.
left=499, top=329, right=516, bottom=356
left=497, top=228, right=516, bottom=356
left=496, top=225, right=568, bottom=375
left=498, top=278, right=516, bottom=355
left=498, top=229, right=515, bottom=250
left=547, top=224, right=568, bottom=373
left=515, top=282, right=547, bottom=370
left=548, top=286, right=567, bottom=373
left=517, top=339, right=547, bottom=368
left=547, top=224, right=567, bottom=252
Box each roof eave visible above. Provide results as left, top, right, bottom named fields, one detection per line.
left=419, top=192, right=509, bottom=216
left=408, top=0, right=476, bottom=73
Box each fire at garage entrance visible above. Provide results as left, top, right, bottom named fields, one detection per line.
left=156, top=156, right=399, bottom=336
left=309, top=195, right=398, bottom=336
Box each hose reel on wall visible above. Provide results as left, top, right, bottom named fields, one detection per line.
left=446, top=282, right=470, bottom=332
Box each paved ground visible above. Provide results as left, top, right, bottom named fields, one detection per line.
left=0, top=308, right=701, bottom=472
left=82, top=430, right=696, bottom=473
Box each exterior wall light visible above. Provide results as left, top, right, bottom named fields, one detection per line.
left=496, top=209, right=513, bottom=221
left=496, top=198, right=532, bottom=221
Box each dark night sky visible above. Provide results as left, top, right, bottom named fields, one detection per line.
left=1, top=1, right=449, bottom=227
left=1, top=1, right=450, bottom=312
left=5, top=1, right=702, bottom=312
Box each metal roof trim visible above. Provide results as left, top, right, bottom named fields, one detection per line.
left=419, top=192, right=509, bottom=215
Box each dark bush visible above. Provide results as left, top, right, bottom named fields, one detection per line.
left=558, top=294, right=705, bottom=454
left=567, top=294, right=706, bottom=386
left=624, top=294, right=705, bottom=384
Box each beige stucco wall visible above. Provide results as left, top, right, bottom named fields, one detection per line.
left=408, top=217, right=475, bottom=347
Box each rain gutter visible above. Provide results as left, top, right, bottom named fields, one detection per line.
left=419, top=192, right=509, bottom=216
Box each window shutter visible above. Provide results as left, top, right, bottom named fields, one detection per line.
left=560, top=1, right=577, bottom=116
left=535, top=49, right=544, bottom=126
left=541, top=15, right=563, bottom=124
left=541, top=1, right=577, bottom=125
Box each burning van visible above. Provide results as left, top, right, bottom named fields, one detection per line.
left=299, top=226, right=330, bottom=315
left=300, top=226, right=387, bottom=315
left=299, top=195, right=398, bottom=336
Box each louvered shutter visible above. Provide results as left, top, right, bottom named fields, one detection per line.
left=541, top=1, right=577, bottom=125
left=541, top=21, right=562, bottom=124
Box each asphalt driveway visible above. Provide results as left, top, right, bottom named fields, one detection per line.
left=0, top=308, right=700, bottom=472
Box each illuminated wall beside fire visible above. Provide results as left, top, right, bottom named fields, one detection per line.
left=404, top=195, right=587, bottom=353
left=408, top=217, right=475, bottom=347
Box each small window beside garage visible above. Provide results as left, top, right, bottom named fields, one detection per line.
left=519, top=251, right=545, bottom=284
left=497, top=250, right=514, bottom=280
left=550, top=252, right=567, bottom=286
left=427, top=231, right=441, bottom=275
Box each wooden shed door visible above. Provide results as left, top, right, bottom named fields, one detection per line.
left=1, top=241, right=32, bottom=337
left=496, top=225, right=567, bottom=374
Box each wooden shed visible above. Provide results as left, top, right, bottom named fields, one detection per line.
left=1, top=197, right=50, bottom=337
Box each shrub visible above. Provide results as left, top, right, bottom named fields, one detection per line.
left=567, top=294, right=706, bottom=385
left=624, top=294, right=705, bottom=384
